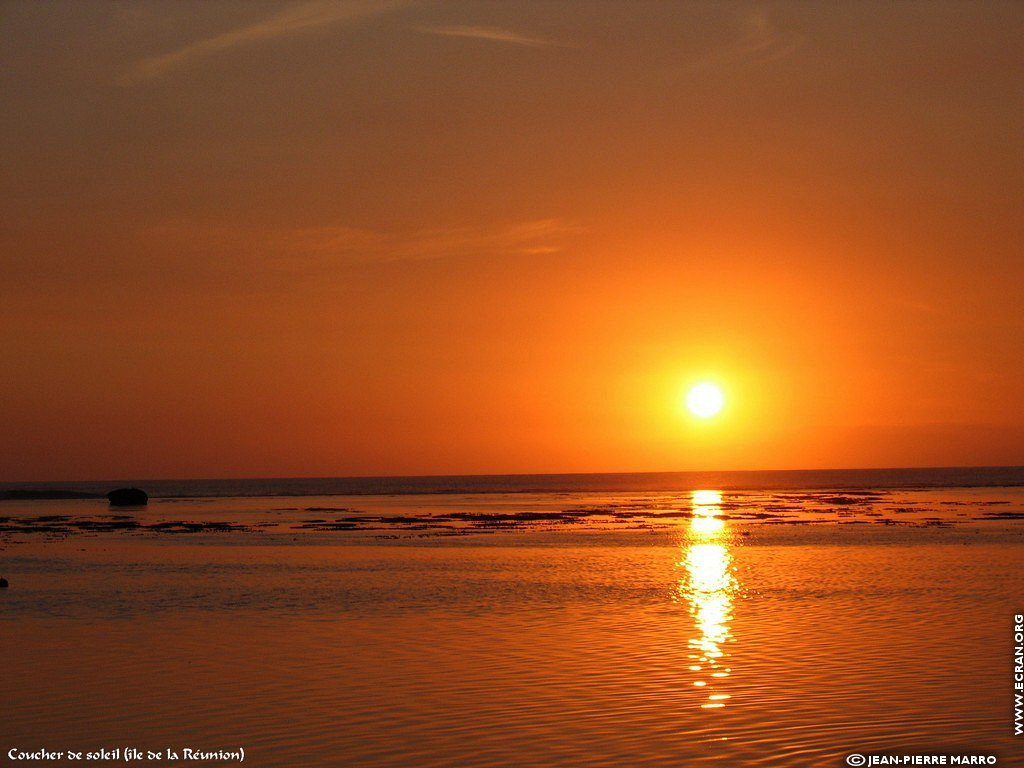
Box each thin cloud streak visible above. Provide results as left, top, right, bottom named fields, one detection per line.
left=280, top=218, right=583, bottom=266
left=676, top=8, right=801, bottom=75
left=129, top=219, right=584, bottom=282
left=120, top=0, right=406, bottom=85
left=418, top=25, right=567, bottom=48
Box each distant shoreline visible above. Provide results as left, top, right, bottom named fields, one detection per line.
left=3, top=466, right=1024, bottom=499
left=0, top=489, right=105, bottom=500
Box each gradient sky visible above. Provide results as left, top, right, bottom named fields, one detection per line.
left=2, top=1, right=1022, bottom=480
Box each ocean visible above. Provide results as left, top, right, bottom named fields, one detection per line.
left=1, top=467, right=1022, bottom=766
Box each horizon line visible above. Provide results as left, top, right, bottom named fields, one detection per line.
left=4, top=464, right=1024, bottom=487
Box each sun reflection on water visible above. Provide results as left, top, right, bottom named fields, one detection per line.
left=679, top=489, right=737, bottom=710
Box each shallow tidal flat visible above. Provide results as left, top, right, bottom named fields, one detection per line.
left=2, top=488, right=1023, bottom=766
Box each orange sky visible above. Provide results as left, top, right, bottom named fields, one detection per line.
left=2, top=1, right=1022, bottom=480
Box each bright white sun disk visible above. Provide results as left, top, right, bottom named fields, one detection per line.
left=686, top=383, right=725, bottom=418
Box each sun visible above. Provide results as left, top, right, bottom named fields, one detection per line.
left=686, top=382, right=725, bottom=419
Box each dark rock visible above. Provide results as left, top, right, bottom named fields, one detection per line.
left=0, top=577, right=8, bottom=588
left=107, top=487, right=148, bottom=506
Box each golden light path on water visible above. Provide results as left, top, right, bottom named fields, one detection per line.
left=679, top=489, right=737, bottom=710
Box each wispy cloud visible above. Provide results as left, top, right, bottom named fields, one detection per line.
left=890, top=296, right=944, bottom=316
left=676, top=8, right=801, bottom=75
left=120, top=0, right=405, bottom=85
left=418, top=25, right=566, bottom=49
left=279, top=218, right=582, bottom=266
left=140, top=218, right=582, bottom=276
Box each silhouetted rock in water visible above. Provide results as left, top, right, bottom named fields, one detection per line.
left=0, top=577, right=8, bottom=588
left=107, top=488, right=148, bottom=506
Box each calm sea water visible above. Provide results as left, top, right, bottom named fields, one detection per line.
left=2, top=469, right=1023, bottom=766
